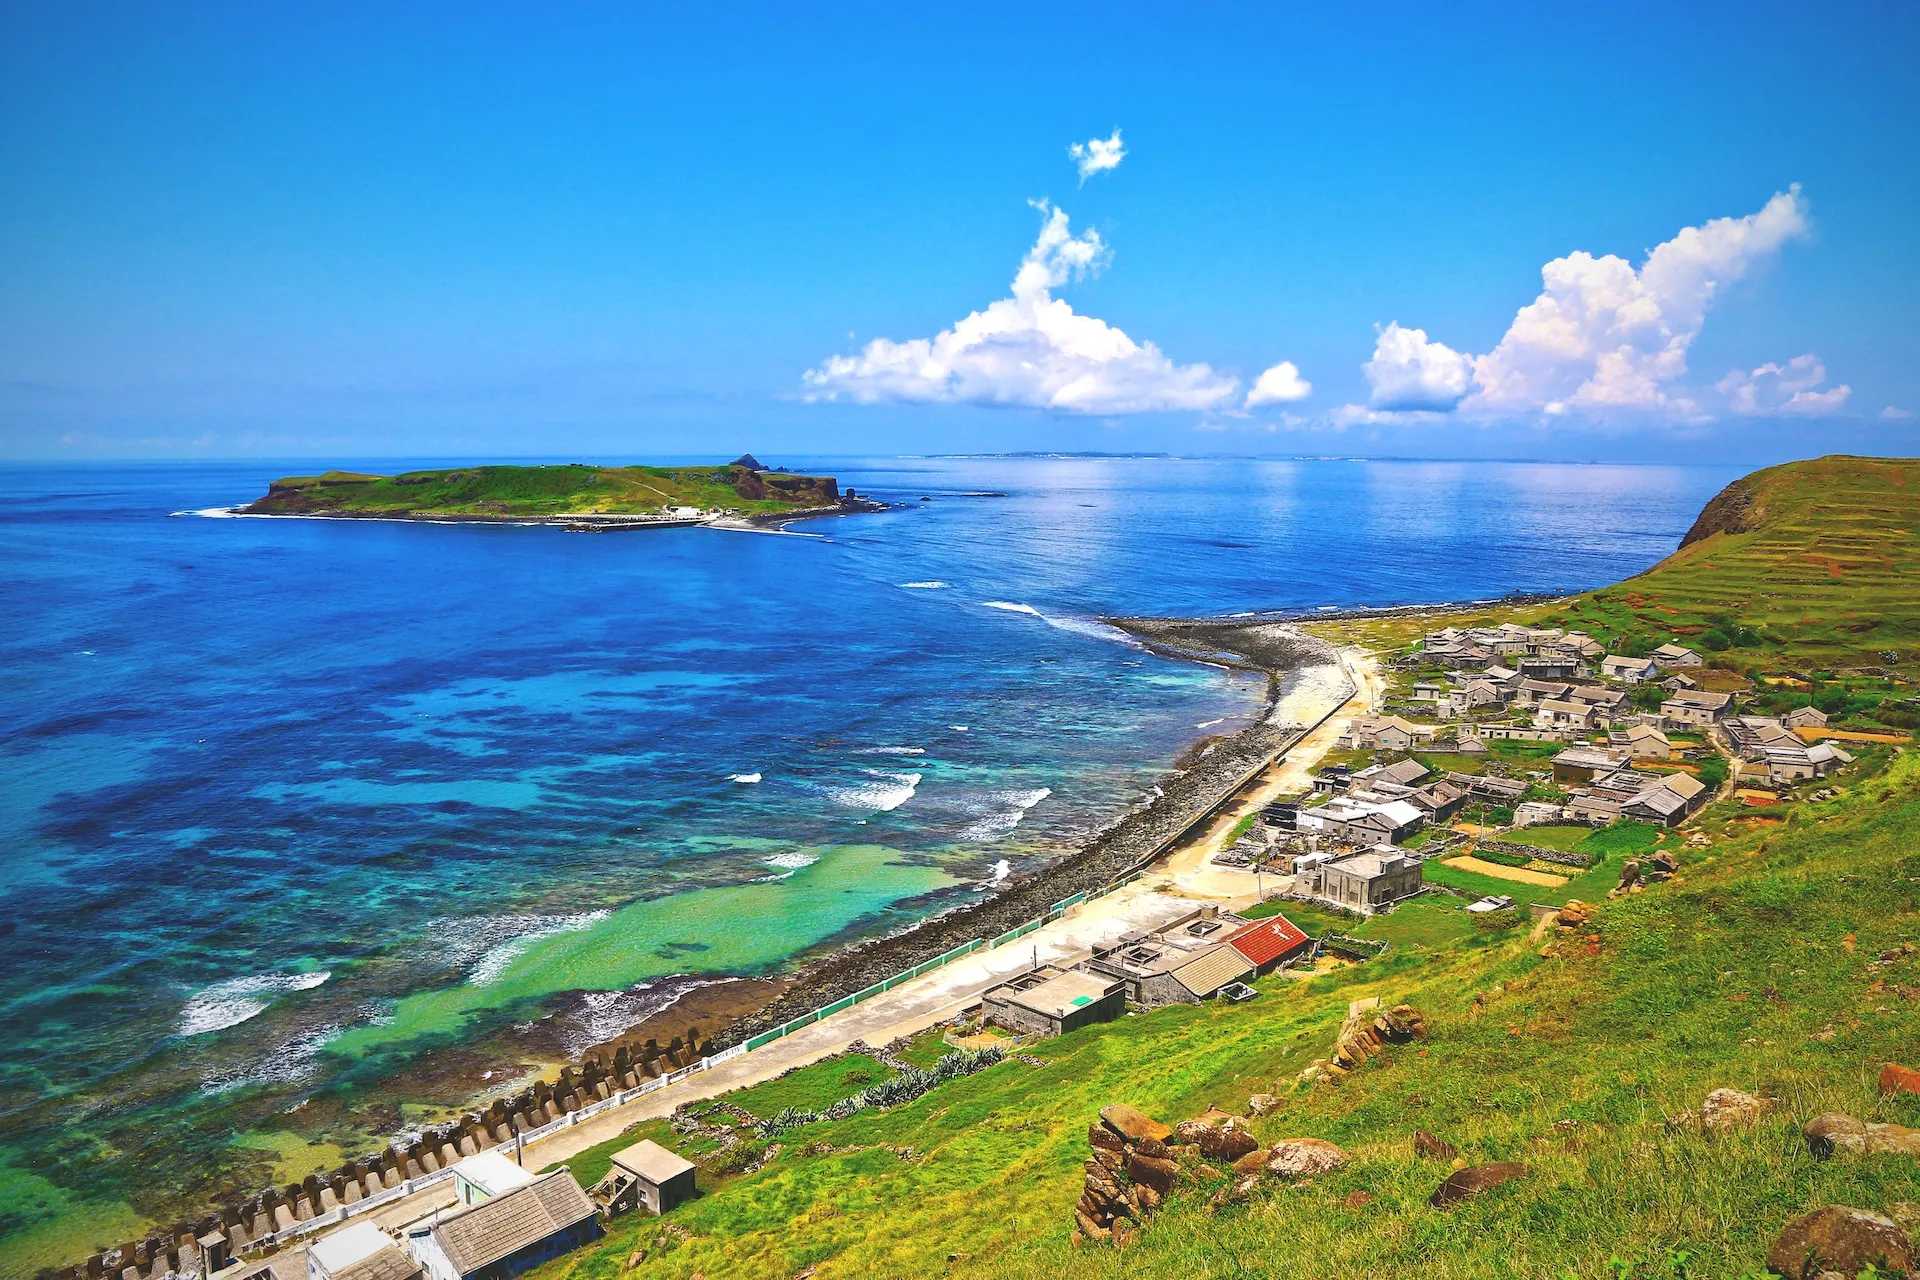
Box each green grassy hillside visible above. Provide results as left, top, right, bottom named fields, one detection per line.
left=244, top=463, right=842, bottom=518
left=532, top=750, right=1916, bottom=1280
left=1546, top=455, right=1919, bottom=673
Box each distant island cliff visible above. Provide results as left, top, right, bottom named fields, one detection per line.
left=241, top=460, right=884, bottom=526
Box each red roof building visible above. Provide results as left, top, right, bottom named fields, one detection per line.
left=1224, top=915, right=1313, bottom=972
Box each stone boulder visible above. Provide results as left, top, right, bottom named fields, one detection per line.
left=1803, top=1113, right=1920, bottom=1159
left=1429, top=1162, right=1528, bottom=1208
left=1413, top=1130, right=1458, bottom=1161
left=1764, top=1205, right=1913, bottom=1279
left=1698, top=1088, right=1773, bottom=1133
left=1881, top=1063, right=1920, bottom=1098
left=1246, top=1093, right=1282, bottom=1116
left=1265, top=1138, right=1349, bottom=1183
left=1100, top=1104, right=1172, bottom=1145
left=1174, top=1118, right=1259, bottom=1163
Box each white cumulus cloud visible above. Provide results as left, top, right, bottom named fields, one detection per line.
left=1363, top=323, right=1474, bottom=411
left=1068, top=129, right=1126, bottom=183
left=1245, top=360, right=1312, bottom=407
left=1352, top=187, right=1814, bottom=424
left=1716, top=354, right=1851, bottom=417
left=1881, top=405, right=1914, bottom=421
left=801, top=201, right=1239, bottom=415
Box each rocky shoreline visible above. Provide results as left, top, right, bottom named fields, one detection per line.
left=707, top=619, right=1349, bottom=1050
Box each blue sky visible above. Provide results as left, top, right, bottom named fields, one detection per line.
left=1, top=2, right=1916, bottom=462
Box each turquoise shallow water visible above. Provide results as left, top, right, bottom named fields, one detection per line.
left=0, top=455, right=1738, bottom=1271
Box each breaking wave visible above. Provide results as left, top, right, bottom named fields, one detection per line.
left=901, top=581, right=948, bottom=589
left=422, top=912, right=612, bottom=986
left=178, top=971, right=332, bottom=1037
left=855, top=746, right=925, bottom=756
left=728, top=772, right=763, bottom=783
left=980, top=601, right=1136, bottom=645
left=828, top=770, right=922, bottom=812
left=764, top=851, right=820, bottom=870
left=957, top=787, right=1052, bottom=842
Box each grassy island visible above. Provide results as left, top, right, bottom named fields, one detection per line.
left=243, top=462, right=848, bottom=520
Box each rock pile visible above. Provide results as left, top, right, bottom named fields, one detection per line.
left=1301, top=1001, right=1428, bottom=1084
left=1076, top=1105, right=1178, bottom=1246
left=1074, top=1103, right=1349, bottom=1244
left=1610, top=850, right=1678, bottom=899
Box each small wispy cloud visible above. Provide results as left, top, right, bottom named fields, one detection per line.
left=1716, top=354, right=1850, bottom=417
left=1068, top=129, right=1126, bottom=184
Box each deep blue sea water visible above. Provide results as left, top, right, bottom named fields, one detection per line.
left=0, top=455, right=1739, bottom=1268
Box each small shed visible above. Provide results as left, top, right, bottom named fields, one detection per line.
left=407, top=1171, right=600, bottom=1280
left=604, top=1141, right=697, bottom=1217
left=453, top=1150, right=536, bottom=1207
left=309, top=1224, right=421, bottom=1280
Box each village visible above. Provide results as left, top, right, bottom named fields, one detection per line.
left=66, top=621, right=1884, bottom=1280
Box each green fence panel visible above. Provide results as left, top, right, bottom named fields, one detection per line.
left=745, top=1030, right=782, bottom=1051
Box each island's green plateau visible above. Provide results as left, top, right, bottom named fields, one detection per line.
left=514, top=456, right=1920, bottom=1280
left=244, top=462, right=843, bottom=518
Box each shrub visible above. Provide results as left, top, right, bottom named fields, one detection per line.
left=1473, top=907, right=1521, bottom=932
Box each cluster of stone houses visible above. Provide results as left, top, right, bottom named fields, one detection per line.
left=1411, top=627, right=1733, bottom=740
left=1722, top=712, right=1853, bottom=784
left=1537, top=745, right=1710, bottom=826
left=981, top=905, right=1315, bottom=1036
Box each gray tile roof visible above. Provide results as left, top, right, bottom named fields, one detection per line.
left=431, top=1171, right=596, bottom=1277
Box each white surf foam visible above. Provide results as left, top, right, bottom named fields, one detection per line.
left=728, top=772, right=763, bottom=783
left=950, top=725, right=970, bottom=732
left=981, top=600, right=1137, bottom=645
left=198, top=1021, right=344, bottom=1093
left=764, top=851, right=820, bottom=870
left=828, top=769, right=922, bottom=812
left=982, top=858, right=1011, bottom=888
left=1196, top=718, right=1226, bottom=729
left=957, top=787, right=1051, bottom=841
left=456, top=911, right=611, bottom=986
left=855, top=746, right=925, bottom=756
left=178, top=971, right=331, bottom=1037
left=901, top=581, right=948, bottom=589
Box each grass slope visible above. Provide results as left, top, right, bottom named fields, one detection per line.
left=528, top=749, right=1918, bottom=1280
left=245, top=463, right=841, bottom=518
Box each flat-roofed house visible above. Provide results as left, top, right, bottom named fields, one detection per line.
left=1551, top=746, right=1626, bottom=785
left=1601, top=655, right=1659, bottom=683
left=311, top=1225, right=421, bottom=1280
left=1651, top=643, right=1703, bottom=668
left=1662, top=690, right=1733, bottom=727
left=1619, top=773, right=1708, bottom=827
left=406, top=1171, right=600, bottom=1280
left=453, top=1151, right=535, bottom=1208
left=601, top=1141, right=697, bottom=1218
left=1298, top=847, right=1424, bottom=911
left=983, top=966, right=1125, bottom=1037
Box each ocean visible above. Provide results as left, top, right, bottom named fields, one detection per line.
left=0, top=455, right=1739, bottom=1273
